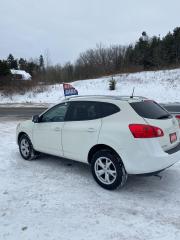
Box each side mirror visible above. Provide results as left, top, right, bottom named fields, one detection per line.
left=32, top=115, right=40, bottom=123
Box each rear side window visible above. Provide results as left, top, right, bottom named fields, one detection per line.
left=99, top=102, right=120, bottom=118
left=66, top=101, right=120, bottom=121
left=66, top=101, right=100, bottom=121
left=130, top=101, right=172, bottom=120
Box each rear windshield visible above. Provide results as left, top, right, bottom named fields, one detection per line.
left=130, top=101, right=172, bottom=120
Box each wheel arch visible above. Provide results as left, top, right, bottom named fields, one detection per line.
left=88, top=144, right=122, bottom=164
left=18, top=132, right=29, bottom=144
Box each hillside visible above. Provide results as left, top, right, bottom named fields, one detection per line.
left=1, top=68, right=180, bottom=104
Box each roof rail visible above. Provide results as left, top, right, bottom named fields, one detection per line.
left=65, top=95, right=148, bottom=101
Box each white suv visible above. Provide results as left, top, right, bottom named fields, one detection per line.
left=16, top=96, right=180, bottom=190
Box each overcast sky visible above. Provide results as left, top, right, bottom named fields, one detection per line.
left=0, top=0, right=180, bottom=65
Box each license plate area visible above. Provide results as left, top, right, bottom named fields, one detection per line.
left=170, top=132, right=177, bottom=143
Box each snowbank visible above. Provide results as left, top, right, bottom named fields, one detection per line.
left=1, top=68, right=180, bottom=104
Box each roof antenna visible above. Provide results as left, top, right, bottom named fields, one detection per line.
left=130, top=87, right=135, bottom=98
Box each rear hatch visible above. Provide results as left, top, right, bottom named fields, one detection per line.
left=130, top=100, right=180, bottom=151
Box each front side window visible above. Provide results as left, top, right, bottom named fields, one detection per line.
left=40, top=103, right=69, bottom=122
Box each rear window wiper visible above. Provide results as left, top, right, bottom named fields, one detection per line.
left=156, top=114, right=171, bottom=119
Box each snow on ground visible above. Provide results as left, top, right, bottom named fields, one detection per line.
left=1, top=68, right=180, bottom=104
left=0, top=119, right=180, bottom=240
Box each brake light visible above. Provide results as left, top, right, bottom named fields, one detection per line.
left=175, top=115, right=180, bottom=119
left=175, top=115, right=180, bottom=128
left=129, top=124, right=164, bottom=138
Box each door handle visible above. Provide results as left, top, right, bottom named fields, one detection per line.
left=53, top=127, right=61, bottom=132
left=87, top=128, right=97, bottom=132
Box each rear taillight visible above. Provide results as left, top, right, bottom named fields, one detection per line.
left=175, top=115, right=180, bottom=128
left=129, top=124, right=164, bottom=138
left=175, top=115, right=180, bottom=119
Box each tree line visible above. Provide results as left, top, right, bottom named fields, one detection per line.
left=1, top=26, right=180, bottom=83
left=72, top=27, right=180, bottom=80
left=0, top=54, right=45, bottom=77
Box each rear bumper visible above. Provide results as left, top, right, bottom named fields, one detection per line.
left=134, top=165, right=174, bottom=176
left=165, top=142, right=180, bottom=154
left=120, top=139, right=180, bottom=174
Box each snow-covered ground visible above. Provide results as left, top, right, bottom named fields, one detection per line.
left=1, top=119, right=180, bottom=240
left=1, top=68, right=180, bottom=104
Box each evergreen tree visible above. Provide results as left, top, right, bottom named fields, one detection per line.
left=7, top=54, right=18, bottom=69
left=7, top=54, right=14, bottom=68
left=173, top=27, right=180, bottom=63
left=39, top=55, right=45, bottom=71
left=161, top=32, right=174, bottom=65
left=0, top=60, right=11, bottom=76
left=150, top=36, right=162, bottom=68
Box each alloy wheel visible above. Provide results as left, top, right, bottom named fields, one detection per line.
left=20, top=138, right=30, bottom=158
left=94, top=157, right=117, bottom=185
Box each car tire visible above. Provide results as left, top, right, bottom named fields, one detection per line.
left=19, top=134, right=38, bottom=160
left=91, top=149, right=127, bottom=190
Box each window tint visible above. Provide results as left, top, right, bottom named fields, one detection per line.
left=41, top=103, right=69, bottom=122
left=130, top=101, right=172, bottom=120
left=66, top=101, right=120, bottom=121
left=66, top=101, right=100, bottom=121
left=99, top=102, right=120, bottom=118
